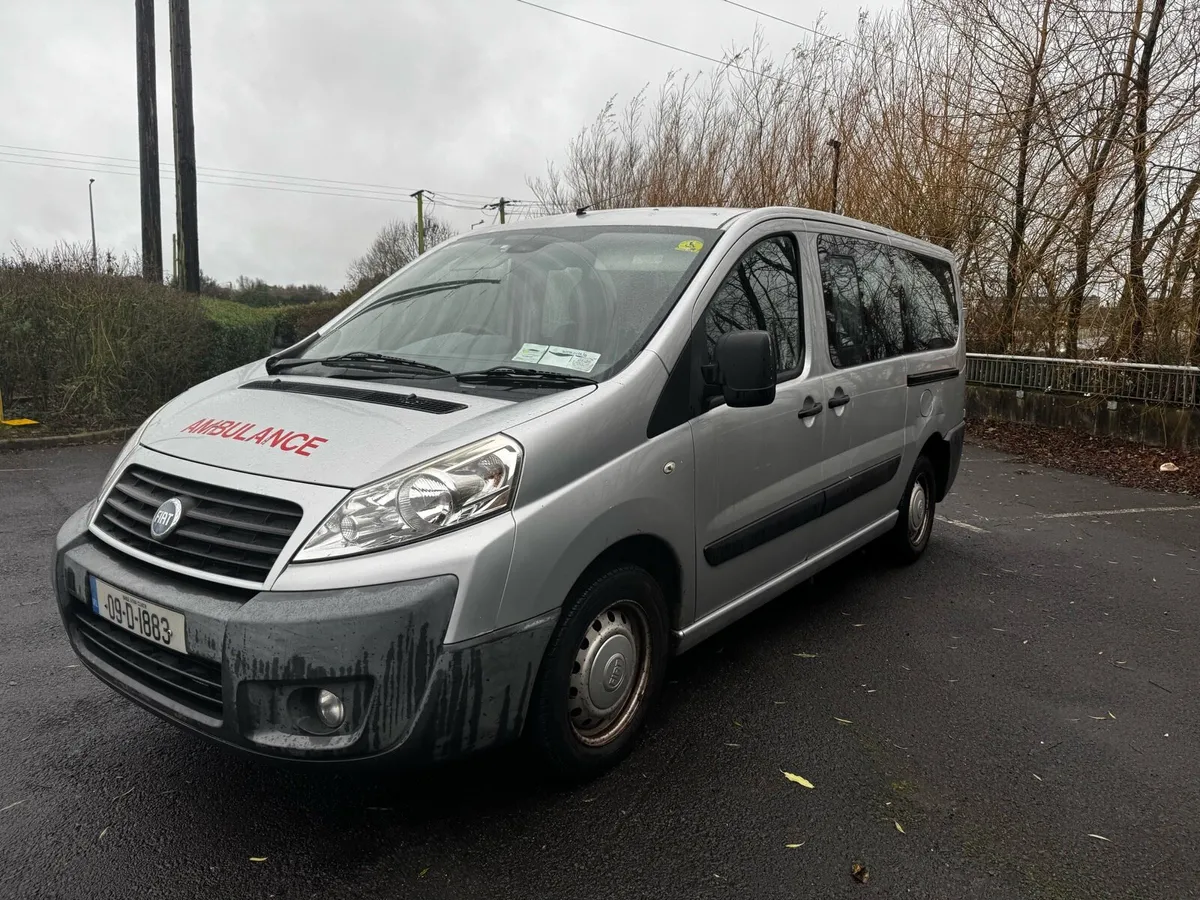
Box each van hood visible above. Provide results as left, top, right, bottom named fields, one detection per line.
left=139, top=366, right=592, bottom=489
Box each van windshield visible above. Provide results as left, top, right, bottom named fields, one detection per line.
left=294, top=225, right=721, bottom=382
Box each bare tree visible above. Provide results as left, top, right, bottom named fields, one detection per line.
left=345, top=216, right=455, bottom=292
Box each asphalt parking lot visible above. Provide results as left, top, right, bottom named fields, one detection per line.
left=2, top=442, right=1197, bottom=900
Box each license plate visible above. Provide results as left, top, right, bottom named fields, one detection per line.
left=89, top=576, right=187, bottom=655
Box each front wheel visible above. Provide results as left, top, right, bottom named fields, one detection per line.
left=883, top=455, right=937, bottom=564
left=527, top=565, right=669, bottom=782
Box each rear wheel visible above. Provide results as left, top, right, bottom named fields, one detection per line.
left=527, top=565, right=669, bottom=782
left=884, top=454, right=937, bottom=564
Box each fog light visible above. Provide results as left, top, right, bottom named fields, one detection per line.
left=316, top=689, right=344, bottom=728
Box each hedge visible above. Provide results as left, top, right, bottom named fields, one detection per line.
left=0, top=271, right=354, bottom=425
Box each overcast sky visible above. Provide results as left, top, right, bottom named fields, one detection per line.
left=0, top=0, right=893, bottom=290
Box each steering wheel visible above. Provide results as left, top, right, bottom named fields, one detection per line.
left=456, top=325, right=506, bottom=337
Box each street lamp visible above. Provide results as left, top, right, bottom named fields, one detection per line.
left=827, top=139, right=842, bottom=215
left=88, top=178, right=98, bottom=272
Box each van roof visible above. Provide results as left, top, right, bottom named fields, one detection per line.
left=480, top=206, right=952, bottom=259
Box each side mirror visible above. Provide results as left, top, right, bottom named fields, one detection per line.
left=708, top=331, right=776, bottom=408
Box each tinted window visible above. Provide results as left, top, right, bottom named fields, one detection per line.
left=817, top=234, right=902, bottom=367
left=704, top=235, right=803, bottom=376
left=903, top=251, right=959, bottom=350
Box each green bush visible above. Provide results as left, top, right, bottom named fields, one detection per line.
left=268, top=298, right=354, bottom=348
left=0, top=268, right=209, bottom=421
left=0, top=266, right=365, bottom=427
left=198, top=298, right=280, bottom=379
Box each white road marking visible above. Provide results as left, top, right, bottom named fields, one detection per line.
left=937, top=515, right=988, bottom=534
left=1041, top=505, right=1200, bottom=520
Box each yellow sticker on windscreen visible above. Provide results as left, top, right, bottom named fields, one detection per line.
left=676, top=239, right=704, bottom=253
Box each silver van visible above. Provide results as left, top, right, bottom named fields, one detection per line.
left=53, top=206, right=965, bottom=780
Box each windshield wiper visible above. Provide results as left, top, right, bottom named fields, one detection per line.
left=267, top=351, right=452, bottom=376
left=345, top=279, right=501, bottom=323
left=454, top=366, right=597, bottom=388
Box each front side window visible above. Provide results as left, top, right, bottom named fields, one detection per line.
left=703, top=235, right=803, bottom=376
left=294, top=226, right=720, bottom=382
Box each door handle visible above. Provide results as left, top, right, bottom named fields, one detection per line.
left=828, top=394, right=851, bottom=409
left=797, top=399, right=823, bottom=419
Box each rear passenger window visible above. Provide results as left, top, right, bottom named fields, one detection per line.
left=817, top=234, right=903, bottom=367
left=903, top=252, right=959, bottom=350
left=704, top=235, right=803, bottom=376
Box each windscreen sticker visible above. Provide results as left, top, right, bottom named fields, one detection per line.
left=676, top=239, right=704, bottom=253
left=542, top=346, right=602, bottom=373
left=512, top=343, right=549, bottom=364
left=179, top=418, right=328, bottom=456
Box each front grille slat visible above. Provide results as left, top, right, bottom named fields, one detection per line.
left=93, top=464, right=303, bottom=586
left=75, top=614, right=220, bottom=693
left=127, top=468, right=300, bottom=517
left=73, top=608, right=223, bottom=718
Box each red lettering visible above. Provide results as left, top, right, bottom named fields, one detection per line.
left=205, top=420, right=229, bottom=436
left=231, top=423, right=256, bottom=441
left=294, top=436, right=327, bottom=457
left=281, top=432, right=309, bottom=452
left=267, top=429, right=293, bottom=448
left=182, top=418, right=213, bottom=434
left=219, top=421, right=245, bottom=438
left=246, top=427, right=274, bottom=445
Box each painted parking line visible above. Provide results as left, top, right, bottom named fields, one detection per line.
left=937, top=515, right=989, bottom=534
left=1041, top=505, right=1200, bottom=520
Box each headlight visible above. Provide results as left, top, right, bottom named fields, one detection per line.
left=295, top=434, right=523, bottom=562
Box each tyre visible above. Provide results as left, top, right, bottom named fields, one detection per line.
left=883, top=454, right=937, bottom=564
left=527, top=564, right=670, bottom=782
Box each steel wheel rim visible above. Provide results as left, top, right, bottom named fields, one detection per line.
left=908, top=473, right=932, bottom=547
left=567, top=600, right=651, bottom=747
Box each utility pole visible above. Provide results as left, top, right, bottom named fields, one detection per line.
left=169, top=0, right=200, bottom=292
left=486, top=197, right=510, bottom=224
left=88, top=178, right=98, bottom=273
left=827, top=138, right=842, bottom=215
left=135, top=0, right=163, bottom=283
left=412, top=189, right=426, bottom=255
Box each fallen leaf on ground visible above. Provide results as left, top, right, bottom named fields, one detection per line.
left=733, top=720, right=742, bottom=728
left=1087, top=834, right=1112, bottom=842
left=1160, top=462, right=1180, bottom=472
left=894, top=821, right=905, bottom=834
left=1032, top=774, right=1042, bottom=781
left=782, top=771, right=814, bottom=789
left=1108, top=711, right=1116, bottom=719
left=724, top=743, right=741, bottom=748
left=834, top=717, right=853, bottom=725
left=852, top=863, right=870, bottom=883
left=419, top=867, right=429, bottom=877
left=785, top=842, right=806, bottom=849
left=793, top=652, right=819, bottom=658
left=1, top=800, right=27, bottom=813
left=99, top=827, right=108, bottom=839
left=249, top=857, right=267, bottom=863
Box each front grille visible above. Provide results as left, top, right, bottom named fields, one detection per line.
left=93, top=465, right=303, bottom=585
left=72, top=606, right=223, bottom=719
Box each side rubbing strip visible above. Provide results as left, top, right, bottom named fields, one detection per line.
left=704, top=454, right=904, bottom=567
left=907, top=368, right=961, bottom=387
left=704, top=491, right=825, bottom=566
left=823, top=455, right=902, bottom=516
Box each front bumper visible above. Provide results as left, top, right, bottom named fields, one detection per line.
left=53, top=503, right=556, bottom=767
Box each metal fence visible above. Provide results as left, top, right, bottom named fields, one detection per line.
left=966, top=353, right=1200, bottom=408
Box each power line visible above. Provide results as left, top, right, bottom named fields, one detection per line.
left=720, top=0, right=904, bottom=66
left=0, top=150, right=531, bottom=210
left=0, top=153, right=425, bottom=205
left=514, top=0, right=815, bottom=93
left=0, top=142, right=498, bottom=204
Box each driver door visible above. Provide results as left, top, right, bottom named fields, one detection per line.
left=690, top=227, right=828, bottom=623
